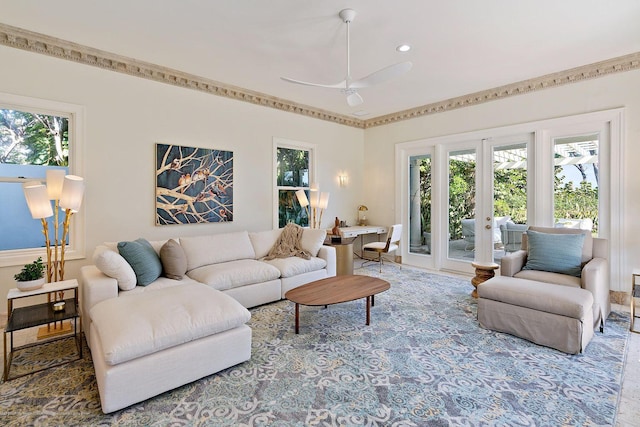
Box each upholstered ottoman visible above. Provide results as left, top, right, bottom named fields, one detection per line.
left=89, top=283, right=252, bottom=413
left=478, top=276, right=594, bottom=354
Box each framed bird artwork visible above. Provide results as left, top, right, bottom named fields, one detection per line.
left=155, top=143, right=233, bottom=225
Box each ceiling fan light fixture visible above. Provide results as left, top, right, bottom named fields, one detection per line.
left=346, top=92, right=364, bottom=107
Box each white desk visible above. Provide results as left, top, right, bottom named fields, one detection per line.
left=338, top=225, right=388, bottom=238
left=336, top=226, right=388, bottom=258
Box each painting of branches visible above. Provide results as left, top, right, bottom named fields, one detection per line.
left=156, top=143, right=233, bottom=225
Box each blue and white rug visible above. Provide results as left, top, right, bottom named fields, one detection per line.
left=0, top=265, right=629, bottom=426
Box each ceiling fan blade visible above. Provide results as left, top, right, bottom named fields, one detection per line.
left=350, top=61, right=413, bottom=89
left=280, top=76, right=347, bottom=89
left=346, top=91, right=363, bottom=107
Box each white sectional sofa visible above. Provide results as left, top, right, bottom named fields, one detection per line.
left=79, top=227, right=335, bottom=413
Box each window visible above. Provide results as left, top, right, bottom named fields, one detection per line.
left=408, top=154, right=431, bottom=255
left=273, top=138, right=315, bottom=229
left=553, top=134, right=599, bottom=234
left=0, top=93, right=84, bottom=267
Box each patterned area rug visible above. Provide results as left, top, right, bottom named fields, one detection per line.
left=0, top=266, right=629, bottom=426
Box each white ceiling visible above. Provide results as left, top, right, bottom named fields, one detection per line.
left=2, top=0, right=640, bottom=119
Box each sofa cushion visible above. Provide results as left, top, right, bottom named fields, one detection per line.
left=180, top=231, right=256, bottom=271
left=90, top=283, right=251, bottom=366
left=117, top=238, right=163, bottom=286
left=478, top=276, right=593, bottom=320
left=522, top=230, right=585, bottom=277
left=187, top=259, right=281, bottom=291
left=160, top=239, right=187, bottom=280
left=93, top=245, right=137, bottom=291
left=119, top=275, right=200, bottom=296
left=300, top=228, right=327, bottom=256
left=514, top=270, right=581, bottom=287
left=262, top=256, right=327, bottom=278
left=249, top=229, right=282, bottom=259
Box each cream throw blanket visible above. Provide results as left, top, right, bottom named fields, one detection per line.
left=264, top=223, right=311, bottom=260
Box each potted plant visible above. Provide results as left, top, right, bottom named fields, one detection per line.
left=14, top=257, right=46, bottom=291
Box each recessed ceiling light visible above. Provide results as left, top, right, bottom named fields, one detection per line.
left=352, top=110, right=370, bottom=117
left=396, top=44, right=411, bottom=53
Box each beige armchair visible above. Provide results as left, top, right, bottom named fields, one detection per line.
left=501, top=226, right=610, bottom=332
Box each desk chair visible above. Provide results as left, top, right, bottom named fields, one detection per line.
left=362, top=224, right=402, bottom=272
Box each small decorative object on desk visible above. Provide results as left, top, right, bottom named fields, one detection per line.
left=331, top=217, right=340, bottom=236
left=14, top=257, right=46, bottom=291
left=52, top=301, right=66, bottom=312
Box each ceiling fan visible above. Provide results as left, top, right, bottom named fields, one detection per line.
left=281, top=8, right=413, bottom=107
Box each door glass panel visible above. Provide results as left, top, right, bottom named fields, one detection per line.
left=553, top=134, right=599, bottom=234
left=448, top=149, right=476, bottom=261
left=493, top=143, right=528, bottom=262
left=409, top=155, right=431, bottom=255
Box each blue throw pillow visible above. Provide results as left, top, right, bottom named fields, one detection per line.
left=117, top=238, right=163, bottom=286
left=522, top=230, right=585, bottom=277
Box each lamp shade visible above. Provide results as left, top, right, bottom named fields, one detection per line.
left=295, top=189, right=309, bottom=207
left=59, top=175, right=85, bottom=212
left=46, top=169, right=66, bottom=200
left=23, top=184, right=53, bottom=219
left=319, top=192, right=330, bottom=209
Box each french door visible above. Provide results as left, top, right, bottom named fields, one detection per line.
left=440, top=134, right=532, bottom=273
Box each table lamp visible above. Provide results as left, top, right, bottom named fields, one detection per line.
left=358, top=205, right=368, bottom=226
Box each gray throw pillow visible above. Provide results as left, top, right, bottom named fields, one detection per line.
left=160, top=239, right=187, bottom=280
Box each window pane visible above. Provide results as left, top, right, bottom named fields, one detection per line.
left=448, top=149, right=476, bottom=261
left=278, top=189, right=308, bottom=228
left=277, top=147, right=309, bottom=187
left=553, top=134, right=599, bottom=234
left=1, top=108, right=71, bottom=251
left=0, top=109, right=69, bottom=167
left=493, top=143, right=528, bottom=258
left=409, top=155, right=431, bottom=255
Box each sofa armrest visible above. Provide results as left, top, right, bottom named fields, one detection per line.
left=581, top=257, right=610, bottom=329
left=317, top=245, right=337, bottom=277
left=500, top=250, right=527, bottom=277
left=80, top=265, right=119, bottom=320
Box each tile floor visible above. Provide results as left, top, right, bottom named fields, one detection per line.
left=1, top=293, right=639, bottom=425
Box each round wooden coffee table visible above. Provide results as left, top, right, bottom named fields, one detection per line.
left=284, top=275, right=390, bottom=334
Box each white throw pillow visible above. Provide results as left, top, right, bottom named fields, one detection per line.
left=249, top=229, right=282, bottom=259
left=300, top=228, right=327, bottom=256
left=93, top=245, right=137, bottom=291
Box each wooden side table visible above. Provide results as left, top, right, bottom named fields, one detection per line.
left=471, top=262, right=499, bottom=298
left=3, top=279, right=82, bottom=381
left=631, top=270, right=640, bottom=334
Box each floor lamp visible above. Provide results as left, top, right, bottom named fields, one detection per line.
left=23, top=170, right=85, bottom=338
left=295, top=185, right=329, bottom=229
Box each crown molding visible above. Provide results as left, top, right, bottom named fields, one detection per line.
left=364, top=52, right=640, bottom=128
left=0, top=23, right=364, bottom=129
left=0, top=23, right=638, bottom=130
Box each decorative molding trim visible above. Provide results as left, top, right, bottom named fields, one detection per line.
left=364, top=52, right=640, bottom=128
left=1, top=23, right=638, bottom=130
left=0, top=23, right=364, bottom=129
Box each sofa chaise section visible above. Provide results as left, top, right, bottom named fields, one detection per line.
left=89, top=283, right=251, bottom=413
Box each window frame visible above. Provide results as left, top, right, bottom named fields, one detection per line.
left=0, top=92, right=85, bottom=268
left=272, top=137, right=316, bottom=229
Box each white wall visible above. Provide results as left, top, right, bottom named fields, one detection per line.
left=0, top=46, right=365, bottom=309
left=364, top=69, right=640, bottom=291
